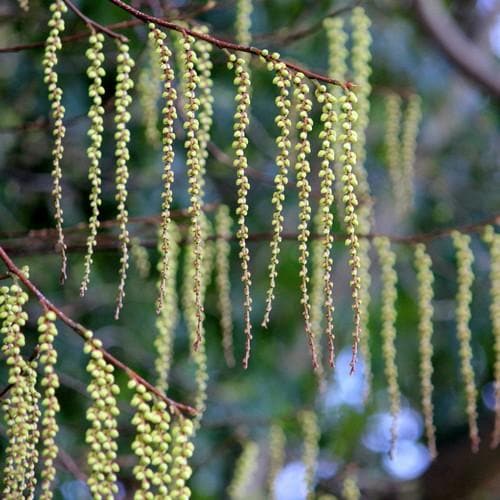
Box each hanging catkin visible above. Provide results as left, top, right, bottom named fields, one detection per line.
left=37, top=311, right=61, bottom=499
left=182, top=34, right=206, bottom=352
left=484, top=226, right=500, bottom=448
left=384, top=92, right=403, bottom=208
left=414, top=243, right=437, bottom=459
left=293, top=72, right=318, bottom=370
left=324, top=17, right=348, bottom=219
left=267, top=424, right=286, bottom=499
left=342, top=469, right=361, bottom=500
left=148, top=25, right=178, bottom=313
left=154, top=222, right=180, bottom=394
left=228, top=440, right=260, bottom=500
left=300, top=409, right=320, bottom=500
left=43, top=0, right=68, bottom=282
left=374, top=236, right=400, bottom=457
left=262, top=54, right=292, bottom=327
left=339, top=89, right=362, bottom=371
left=80, top=32, right=106, bottom=296
left=215, top=205, right=235, bottom=367
left=316, top=83, right=338, bottom=367
left=452, top=231, right=480, bottom=452
left=114, top=41, right=135, bottom=319
left=228, top=53, right=253, bottom=368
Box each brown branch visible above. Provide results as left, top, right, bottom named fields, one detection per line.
left=1, top=213, right=498, bottom=256
left=105, top=0, right=354, bottom=89
left=62, top=0, right=127, bottom=42
left=414, top=0, right=500, bottom=97
left=0, top=244, right=196, bottom=416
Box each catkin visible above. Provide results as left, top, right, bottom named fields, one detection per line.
left=342, top=470, right=360, bottom=500
left=228, top=440, right=260, bottom=500
left=484, top=226, right=500, bottom=448
left=81, top=32, right=106, bottom=296
left=182, top=34, right=205, bottom=352
left=149, top=25, right=178, bottom=313
left=155, top=223, right=180, bottom=393
left=293, top=72, right=318, bottom=370
left=339, top=90, right=362, bottom=371
left=215, top=205, right=235, bottom=367
left=414, top=243, right=437, bottom=459
left=168, top=416, right=195, bottom=498
left=316, top=83, right=338, bottom=367
left=114, top=41, right=135, bottom=319
left=37, top=311, right=61, bottom=499
left=1, top=282, right=41, bottom=499
left=262, top=53, right=292, bottom=327
left=452, top=231, right=480, bottom=452
left=267, top=424, right=286, bottom=499
left=384, top=92, right=403, bottom=208
left=324, top=17, right=348, bottom=219
left=228, top=53, right=253, bottom=368
left=130, top=237, right=151, bottom=279
left=374, top=236, right=400, bottom=457
left=400, top=94, right=422, bottom=212
left=43, top=0, right=68, bottom=282
left=300, top=410, right=320, bottom=500
left=84, top=337, right=121, bottom=498
left=358, top=239, right=372, bottom=401
left=235, top=0, right=253, bottom=47
left=137, top=35, right=161, bottom=147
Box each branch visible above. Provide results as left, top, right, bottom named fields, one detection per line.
left=414, top=0, right=500, bottom=97
left=1, top=213, right=498, bottom=256
left=105, top=0, right=353, bottom=89
left=0, top=244, right=196, bottom=416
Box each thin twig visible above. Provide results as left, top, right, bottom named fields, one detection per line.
left=0, top=244, right=196, bottom=416
left=62, top=0, right=128, bottom=42
left=106, top=0, right=354, bottom=89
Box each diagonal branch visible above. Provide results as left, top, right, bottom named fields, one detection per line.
left=0, top=244, right=196, bottom=416
left=414, top=0, right=500, bottom=97
left=105, top=0, right=354, bottom=89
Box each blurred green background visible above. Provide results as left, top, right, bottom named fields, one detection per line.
left=0, top=0, right=499, bottom=498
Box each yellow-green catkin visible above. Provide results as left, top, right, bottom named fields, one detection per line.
left=262, top=52, right=292, bottom=327
left=1, top=282, right=41, bottom=499
left=228, top=53, right=253, bottom=368
left=155, top=223, right=180, bottom=394
left=215, top=205, right=235, bottom=367
left=80, top=32, right=106, bottom=296
left=358, top=240, right=372, bottom=401
left=452, top=231, right=480, bottom=452
left=339, top=89, right=362, bottom=371
left=43, top=0, right=68, bottom=282
left=128, top=380, right=173, bottom=498
left=374, top=236, right=400, bottom=457
left=182, top=215, right=214, bottom=430
left=138, top=35, right=161, bottom=147
left=324, top=17, right=348, bottom=219
left=235, top=0, right=253, bottom=48
left=342, top=470, right=360, bottom=500
left=300, top=409, right=320, bottom=500
left=182, top=34, right=205, bottom=353
left=267, top=424, right=286, bottom=499
left=350, top=7, right=372, bottom=202
left=130, top=236, right=151, bottom=279
left=114, top=41, right=135, bottom=319
left=37, top=310, right=61, bottom=499
left=168, top=416, right=195, bottom=498
left=148, top=25, right=178, bottom=313
left=316, top=84, right=338, bottom=367
left=83, top=337, right=121, bottom=497
left=414, top=243, right=437, bottom=459
left=384, top=92, right=403, bottom=209
left=484, top=226, right=500, bottom=448
left=18, top=0, right=29, bottom=11
left=193, top=26, right=214, bottom=183
left=400, top=94, right=422, bottom=212
left=293, top=72, right=318, bottom=370
left=228, top=440, right=260, bottom=500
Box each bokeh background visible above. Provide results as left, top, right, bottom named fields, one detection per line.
left=0, top=0, right=499, bottom=498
